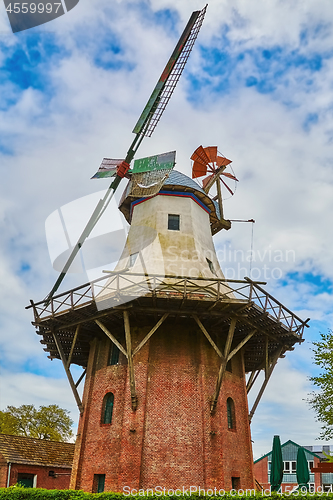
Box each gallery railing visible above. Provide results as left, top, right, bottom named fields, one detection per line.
left=27, top=272, right=308, bottom=338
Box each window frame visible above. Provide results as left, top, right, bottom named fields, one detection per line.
left=93, top=474, right=105, bottom=493
left=101, top=392, right=114, bottom=425
left=227, top=397, right=236, bottom=430
left=168, top=214, right=180, bottom=231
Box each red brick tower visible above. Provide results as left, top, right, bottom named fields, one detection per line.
left=29, top=169, right=308, bottom=494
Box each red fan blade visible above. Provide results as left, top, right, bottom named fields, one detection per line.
left=221, top=172, right=238, bottom=181
left=221, top=178, right=234, bottom=196
left=204, top=146, right=218, bottom=164
left=191, top=145, right=211, bottom=166
left=192, top=160, right=208, bottom=179
left=216, top=155, right=232, bottom=167
left=202, top=174, right=215, bottom=190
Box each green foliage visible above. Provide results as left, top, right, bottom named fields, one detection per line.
left=0, top=404, right=73, bottom=442
left=1, top=490, right=333, bottom=500
left=308, top=330, right=333, bottom=439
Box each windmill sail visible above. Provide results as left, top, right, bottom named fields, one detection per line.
left=133, top=5, right=207, bottom=138
left=45, top=7, right=207, bottom=304
left=91, top=158, right=125, bottom=179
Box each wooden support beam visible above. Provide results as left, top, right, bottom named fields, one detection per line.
left=216, top=177, right=224, bottom=221
left=95, top=320, right=127, bottom=357
left=66, top=324, right=80, bottom=369
left=246, top=369, right=260, bottom=394
left=193, top=315, right=222, bottom=358
left=227, top=329, right=257, bottom=361
left=248, top=346, right=284, bottom=423
left=52, top=331, right=83, bottom=414
left=75, top=369, right=87, bottom=388
left=132, top=313, right=168, bottom=356
left=210, top=318, right=237, bottom=413
left=123, top=311, right=137, bottom=411
left=265, top=336, right=269, bottom=380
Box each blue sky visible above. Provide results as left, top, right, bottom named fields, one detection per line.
left=1, top=0, right=333, bottom=461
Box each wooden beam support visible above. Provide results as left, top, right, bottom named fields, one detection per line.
left=248, top=346, right=284, bottom=423
left=66, top=324, right=80, bottom=369
left=123, top=311, right=137, bottom=411
left=210, top=318, right=237, bottom=413
left=75, top=369, right=87, bottom=388
left=246, top=369, right=260, bottom=394
left=227, top=329, right=257, bottom=361
left=52, top=331, right=83, bottom=414
left=216, top=177, right=224, bottom=221
left=132, top=313, right=169, bottom=357
left=193, top=315, right=222, bottom=358
left=95, top=320, right=127, bottom=357
left=265, top=335, right=269, bottom=380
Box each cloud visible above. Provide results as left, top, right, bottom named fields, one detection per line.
left=0, top=0, right=333, bottom=458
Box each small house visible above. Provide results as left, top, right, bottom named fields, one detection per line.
left=0, top=434, right=74, bottom=489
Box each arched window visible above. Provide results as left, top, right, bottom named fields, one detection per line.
left=102, top=393, right=114, bottom=424
left=227, top=397, right=235, bottom=430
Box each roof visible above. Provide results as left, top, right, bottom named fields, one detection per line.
left=0, top=434, right=75, bottom=468
left=119, top=170, right=229, bottom=234
left=254, top=440, right=322, bottom=464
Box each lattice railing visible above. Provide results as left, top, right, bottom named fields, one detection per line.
left=27, top=273, right=308, bottom=337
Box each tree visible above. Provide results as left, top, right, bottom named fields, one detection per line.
left=0, top=404, right=73, bottom=442
left=308, top=330, right=333, bottom=439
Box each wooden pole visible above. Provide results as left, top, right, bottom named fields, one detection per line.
left=95, top=320, right=127, bottom=357
left=132, top=314, right=168, bottom=356
left=123, top=311, right=137, bottom=410
left=211, top=318, right=236, bottom=413
left=248, top=347, right=283, bottom=423
left=52, top=331, right=83, bottom=414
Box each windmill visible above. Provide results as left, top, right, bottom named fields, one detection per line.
left=27, top=4, right=310, bottom=493
left=191, top=145, right=238, bottom=227
left=45, top=5, right=208, bottom=303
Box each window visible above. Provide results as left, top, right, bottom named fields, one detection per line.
left=283, top=461, right=296, bottom=473
left=17, top=473, right=36, bottom=488
left=227, top=397, right=235, bottom=430
left=93, top=474, right=105, bottom=493
left=308, top=461, right=314, bottom=471
left=102, top=393, right=114, bottom=424
left=206, top=258, right=217, bottom=276
left=108, top=343, right=120, bottom=366
left=129, top=252, right=139, bottom=268
left=168, top=214, right=180, bottom=231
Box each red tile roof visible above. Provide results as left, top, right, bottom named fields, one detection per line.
left=0, top=434, right=75, bottom=468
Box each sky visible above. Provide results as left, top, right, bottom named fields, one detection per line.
left=0, top=0, right=333, bottom=462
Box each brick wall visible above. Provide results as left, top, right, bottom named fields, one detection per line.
left=1, top=462, right=71, bottom=489
left=71, top=319, right=255, bottom=493
left=253, top=456, right=268, bottom=486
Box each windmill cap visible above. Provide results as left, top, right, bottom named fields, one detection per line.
left=118, top=170, right=228, bottom=235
